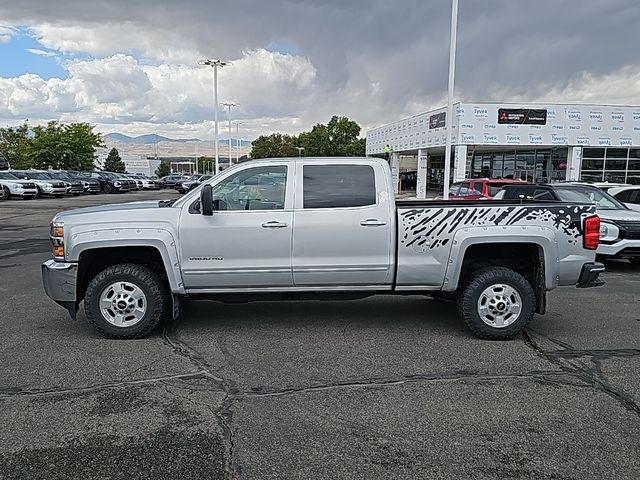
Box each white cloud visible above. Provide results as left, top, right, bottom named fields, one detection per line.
left=25, top=47, right=56, bottom=56
left=0, top=24, right=17, bottom=43
left=0, top=49, right=318, bottom=136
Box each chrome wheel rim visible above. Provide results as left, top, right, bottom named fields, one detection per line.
left=477, top=283, right=522, bottom=328
left=99, top=281, right=147, bottom=327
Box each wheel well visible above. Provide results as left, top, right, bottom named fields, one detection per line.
left=76, top=246, right=168, bottom=302
left=459, top=243, right=546, bottom=314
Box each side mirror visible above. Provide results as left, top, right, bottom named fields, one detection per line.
left=201, top=184, right=213, bottom=216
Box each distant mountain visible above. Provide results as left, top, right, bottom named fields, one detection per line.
left=103, top=133, right=201, bottom=144
left=104, top=132, right=252, bottom=146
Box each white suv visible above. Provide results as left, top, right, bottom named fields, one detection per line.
left=0, top=172, right=38, bottom=199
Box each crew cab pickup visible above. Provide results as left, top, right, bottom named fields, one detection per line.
left=42, top=157, right=605, bottom=340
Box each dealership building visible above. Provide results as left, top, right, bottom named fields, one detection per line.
left=365, top=102, right=640, bottom=195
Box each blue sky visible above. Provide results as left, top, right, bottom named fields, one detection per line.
left=0, top=26, right=84, bottom=79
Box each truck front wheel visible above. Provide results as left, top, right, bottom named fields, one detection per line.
left=84, top=263, right=167, bottom=339
left=458, top=267, right=535, bottom=340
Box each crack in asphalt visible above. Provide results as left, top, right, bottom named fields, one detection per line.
left=524, top=329, right=640, bottom=419
left=162, top=317, right=240, bottom=479
left=240, top=370, right=577, bottom=398
left=0, top=371, right=209, bottom=399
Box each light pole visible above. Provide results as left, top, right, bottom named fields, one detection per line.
left=234, top=121, right=243, bottom=163
left=296, top=147, right=305, bottom=157
left=198, top=59, right=230, bottom=174
left=221, top=102, right=238, bottom=167
left=442, top=0, right=459, bottom=200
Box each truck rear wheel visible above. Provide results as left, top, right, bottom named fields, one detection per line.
left=458, top=267, right=535, bottom=340
left=84, top=263, right=167, bottom=339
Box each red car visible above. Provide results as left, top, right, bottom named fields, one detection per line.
left=445, top=179, right=528, bottom=200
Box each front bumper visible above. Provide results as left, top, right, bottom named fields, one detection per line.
left=576, top=262, right=606, bottom=288
left=598, top=239, right=640, bottom=258
left=43, top=187, right=68, bottom=196
left=41, top=260, right=78, bottom=318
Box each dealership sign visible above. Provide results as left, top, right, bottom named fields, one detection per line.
left=429, top=112, right=446, bottom=129
left=498, top=108, right=547, bottom=125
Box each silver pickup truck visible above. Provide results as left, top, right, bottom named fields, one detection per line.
left=42, top=157, right=605, bottom=340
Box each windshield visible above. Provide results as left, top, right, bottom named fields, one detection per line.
left=555, top=187, right=627, bottom=210
left=27, top=172, right=54, bottom=180
left=0, top=172, right=19, bottom=180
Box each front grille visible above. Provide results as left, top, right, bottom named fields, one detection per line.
left=615, top=220, right=640, bottom=240
left=52, top=182, right=66, bottom=188
left=21, top=182, right=36, bottom=189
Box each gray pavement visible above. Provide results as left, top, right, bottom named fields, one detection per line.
left=1, top=191, right=639, bottom=479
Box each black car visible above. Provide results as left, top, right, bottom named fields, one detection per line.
left=67, top=171, right=101, bottom=194
left=46, top=171, right=84, bottom=195
left=82, top=171, right=132, bottom=193
left=160, top=174, right=189, bottom=189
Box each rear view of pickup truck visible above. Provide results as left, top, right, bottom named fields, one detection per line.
left=42, top=157, right=604, bottom=340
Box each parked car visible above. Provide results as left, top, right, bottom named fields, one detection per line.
left=122, top=175, right=142, bottom=190
left=442, top=179, right=528, bottom=200
left=160, top=174, right=189, bottom=189
left=46, top=170, right=84, bottom=196
left=42, top=157, right=604, bottom=340
left=11, top=170, right=67, bottom=198
left=82, top=171, right=132, bottom=194
left=66, top=171, right=101, bottom=194
left=176, top=174, right=213, bottom=193
left=608, top=185, right=640, bottom=212
left=128, top=174, right=161, bottom=190
left=0, top=171, right=38, bottom=199
left=495, top=183, right=640, bottom=265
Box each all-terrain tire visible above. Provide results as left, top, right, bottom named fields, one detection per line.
left=457, top=267, right=535, bottom=340
left=84, top=263, right=167, bottom=339
left=103, top=183, right=113, bottom=194
left=1, top=186, right=9, bottom=200
left=630, top=258, right=640, bottom=266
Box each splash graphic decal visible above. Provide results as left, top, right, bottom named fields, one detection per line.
left=399, top=205, right=594, bottom=251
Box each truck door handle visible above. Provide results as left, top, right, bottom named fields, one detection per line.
left=360, top=219, right=387, bottom=227
left=261, top=221, right=289, bottom=228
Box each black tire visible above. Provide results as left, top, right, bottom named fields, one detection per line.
left=54, top=194, right=63, bottom=198
left=84, top=263, right=168, bottom=339
left=103, top=183, right=113, bottom=194
left=457, top=267, right=535, bottom=340
left=630, top=258, right=640, bottom=266
left=36, top=187, right=43, bottom=198
left=1, top=186, right=9, bottom=200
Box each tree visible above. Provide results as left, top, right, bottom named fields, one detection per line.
left=326, top=115, right=364, bottom=156
left=28, top=121, right=103, bottom=170
left=0, top=123, right=31, bottom=169
left=103, top=147, right=126, bottom=173
left=250, top=133, right=298, bottom=159
left=156, top=161, right=171, bottom=177
left=64, top=123, right=104, bottom=170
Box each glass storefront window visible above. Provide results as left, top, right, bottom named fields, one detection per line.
left=580, top=171, right=604, bottom=182
left=604, top=158, right=627, bottom=171
left=503, top=152, right=515, bottom=179
left=582, top=158, right=604, bottom=170
left=583, top=148, right=605, bottom=158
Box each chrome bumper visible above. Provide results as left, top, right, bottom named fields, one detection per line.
left=41, top=260, right=79, bottom=319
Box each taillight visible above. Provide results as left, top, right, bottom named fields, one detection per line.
left=583, top=215, right=600, bottom=250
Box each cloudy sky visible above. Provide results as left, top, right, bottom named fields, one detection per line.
left=1, top=0, right=640, bottom=140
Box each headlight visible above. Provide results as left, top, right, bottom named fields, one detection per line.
left=83, top=181, right=89, bottom=187
left=599, top=222, right=620, bottom=242
left=16, top=183, right=25, bottom=188
left=43, top=183, right=54, bottom=190
left=114, top=181, right=121, bottom=187
left=50, top=222, right=65, bottom=259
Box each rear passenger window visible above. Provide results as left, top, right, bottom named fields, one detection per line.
left=303, top=165, right=376, bottom=208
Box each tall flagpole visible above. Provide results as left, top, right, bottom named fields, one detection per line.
left=443, top=0, right=458, bottom=200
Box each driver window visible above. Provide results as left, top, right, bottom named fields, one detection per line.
left=211, top=166, right=287, bottom=211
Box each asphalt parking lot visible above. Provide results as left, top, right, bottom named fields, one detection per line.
left=1, top=191, right=639, bottom=480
